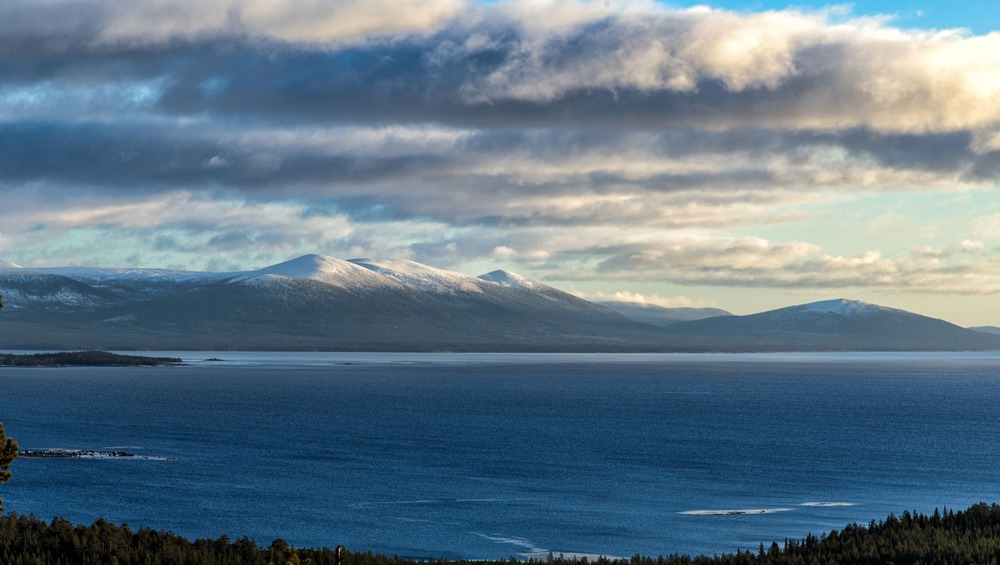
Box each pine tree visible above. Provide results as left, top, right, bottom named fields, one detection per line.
left=0, top=421, right=16, bottom=512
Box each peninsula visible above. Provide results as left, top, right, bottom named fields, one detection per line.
left=0, top=350, right=183, bottom=367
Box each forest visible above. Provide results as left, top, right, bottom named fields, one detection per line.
left=3, top=503, right=1000, bottom=565
left=0, top=351, right=182, bottom=366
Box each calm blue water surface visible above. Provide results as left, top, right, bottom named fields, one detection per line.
left=2, top=352, right=1000, bottom=559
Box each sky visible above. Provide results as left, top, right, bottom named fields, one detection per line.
left=1, top=0, right=999, bottom=325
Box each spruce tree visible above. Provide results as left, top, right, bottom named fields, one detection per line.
left=0, top=422, right=16, bottom=512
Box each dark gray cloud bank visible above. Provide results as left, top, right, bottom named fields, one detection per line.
left=1, top=0, right=999, bottom=299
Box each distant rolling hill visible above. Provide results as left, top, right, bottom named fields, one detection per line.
left=661, top=298, right=1000, bottom=351
left=599, top=301, right=731, bottom=327
left=0, top=256, right=998, bottom=352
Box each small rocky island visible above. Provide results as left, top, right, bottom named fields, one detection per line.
left=18, top=449, right=136, bottom=459
left=0, top=350, right=183, bottom=367
left=18, top=448, right=175, bottom=461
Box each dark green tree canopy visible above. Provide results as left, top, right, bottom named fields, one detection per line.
left=0, top=422, right=16, bottom=512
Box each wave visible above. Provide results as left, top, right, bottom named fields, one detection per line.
left=680, top=508, right=793, bottom=516
left=680, top=502, right=857, bottom=516
left=76, top=453, right=174, bottom=461
left=350, top=497, right=537, bottom=510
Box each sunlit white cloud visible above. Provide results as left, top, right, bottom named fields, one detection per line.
left=569, top=289, right=715, bottom=308
left=1, top=0, right=999, bottom=321
left=545, top=237, right=1000, bottom=295
left=446, top=4, right=1000, bottom=133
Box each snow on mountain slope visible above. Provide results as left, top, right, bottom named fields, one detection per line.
left=0, top=287, right=99, bottom=307
left=478, top=270, right=541, bottom=289
left=791, top=298, right=900, bottom=316
left=739, top=298, right=928, bottom=329
left=4, top=253, right=998, bottom=351
left=0, top=256, right=226, bottom=283
left=230, top=254, right=404, bottom=291
left=349, top=258, right=486, bottom=294
left=2, top=266, right=234, bottom=301
left=478, top=268, right=603, bottom=307
left=0, top=272, right=118, bottom=309
left=38, top=266, right=230, bottom=284
left=663, top=297, right=1000, bottom=352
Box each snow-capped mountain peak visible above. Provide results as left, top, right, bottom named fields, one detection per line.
left=478, top=269, right=538, bottom=289
left=229, top=254, right=400, bottom=290
left=1, top=254, right=998, bottom=351
left=793, top=298, right=895, bottom=316
left=0, top=259, right=23, bottom=269
left=237, top=254, right=342, bottom=280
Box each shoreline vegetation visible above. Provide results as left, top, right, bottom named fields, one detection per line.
left=2, top=504, right=1000, bottom=565
left=0, top=350, right=183, bottom=367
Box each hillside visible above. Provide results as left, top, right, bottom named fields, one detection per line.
left=663, top=298, right=1000, bottom=351
left=1, top=258, right=999, bottom=352
left=0, top=255, right=662, bottom=351
left=599, top=301, right=731, bottom=327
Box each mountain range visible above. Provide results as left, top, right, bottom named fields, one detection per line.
left=0, top=254, right=997, bottom=352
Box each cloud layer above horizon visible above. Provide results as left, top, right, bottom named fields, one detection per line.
left=2, top=0, right=1000, bottom=314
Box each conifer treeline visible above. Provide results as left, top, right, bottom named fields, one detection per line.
left=0, top=350, right=182, bottom=366
left=3, top=503, right=1000, bottom=565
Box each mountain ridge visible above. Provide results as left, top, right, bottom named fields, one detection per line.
left=0, top=256, right=998, bottom=352
left=662, top=297, right=1000, bottom=351
left=598, top=301, right=732, bottom=327
left=0, top=254, right=654, bottom=351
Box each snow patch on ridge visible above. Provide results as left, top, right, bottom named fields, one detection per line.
left=0, top=286, right=106, bottom=307
left=349, top=258, right=484, bottom=294
left=478, top=269, right=539, bottom=289
left=0, top=259, right=22, bottom=269
left=230, top=254, right=401, bottom=291
left=795, top=299, right=895, bottom=316
left=40, top=266, right=227, bottom=284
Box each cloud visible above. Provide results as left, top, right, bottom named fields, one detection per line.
left=0, top=0, right=464, bottom=47
left=1, top=0, right=999, bottom=303
left=491, top=245, right=518, bottom=258
left=4, top=182, right=1000, bottom=297
left=0, top=122, right=988, bottom=233
left=2, top=2, right=999, bottom=133
left=0, top=188, right=467, bottom=270
left=595, top=237, right=821, bottom=273
left=540, top=237, right=1000, bottom=295
left=569, top=289, right=714, bottom=308
left=959, top=239, right=986, bottom=252
left=451, top=5, right=1000, bottom=133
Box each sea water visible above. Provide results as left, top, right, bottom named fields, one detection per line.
left=2, top=352, right=1000, bottom=559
